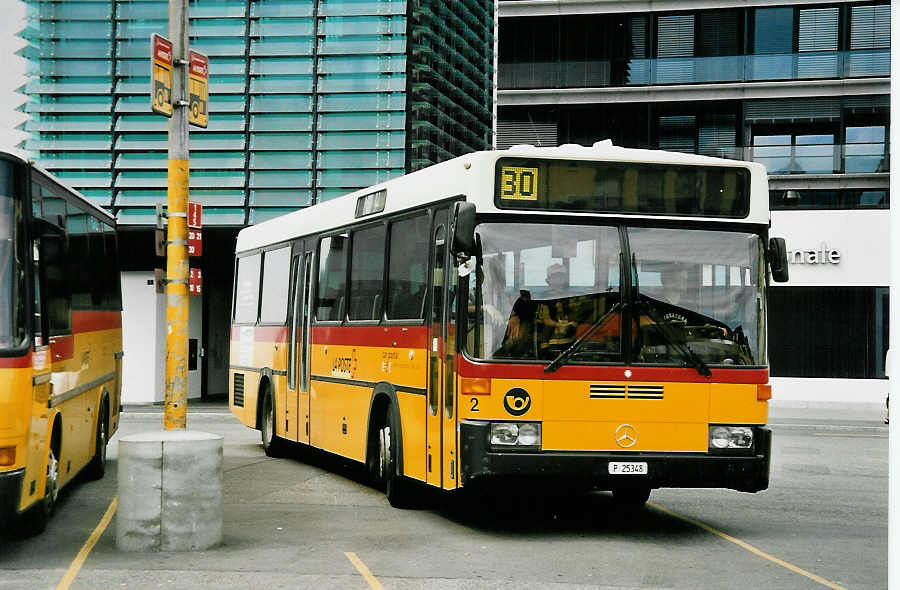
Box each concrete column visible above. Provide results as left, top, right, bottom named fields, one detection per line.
left=117, top=430, right=223, bottom=552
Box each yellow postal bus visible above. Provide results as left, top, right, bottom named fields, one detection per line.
left=229, top=142, right=787, bottom=507
left=0, top=153, right=122, bottom=534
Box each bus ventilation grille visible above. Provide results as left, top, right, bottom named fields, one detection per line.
left=589, top=384, right=626, bottom=399
left=233, top=373, right=245, bottom=407
left=626, top=385, right=664, bottom=399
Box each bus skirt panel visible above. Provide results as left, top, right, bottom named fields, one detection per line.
left=459, top=422, right=771, bottom=493
left=0, top=467, right=25, bottom=522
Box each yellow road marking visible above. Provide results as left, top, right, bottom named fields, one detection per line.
left=345, top=551, right=386, bottom=590
left=649, top=502, right=847, bottom=590
left=55, top=496, right=117, bottom=590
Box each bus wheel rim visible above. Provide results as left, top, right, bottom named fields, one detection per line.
left=46, top=449, right=59, bottom=505
left=264, top=395, right=273, bottom=445
left=379, top=425, right=391, bottom=479
left=98, top=420, right=107, bottom=463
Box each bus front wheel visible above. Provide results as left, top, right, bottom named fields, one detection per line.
left=611, top=486, right=651, bottom=508
left=19, top=446, right=59, bottom=536
left=379, top=405, right=414, bottom=508
left=85, top=400, right=108, bottom=480
left=260, top=385, right=288, bottom=458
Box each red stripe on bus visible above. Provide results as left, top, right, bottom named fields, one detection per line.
left=72, top=311, right=122, bottom=333
left=311, top=325, right=429, bottom=349
left=50, top=334, right=74, bottom=362
left=0, top=352, right=31, bottom=369
left=457, top=356, right=769, bottom=384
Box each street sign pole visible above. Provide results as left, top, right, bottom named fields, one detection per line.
left=165, top=0, right=190, bottom=430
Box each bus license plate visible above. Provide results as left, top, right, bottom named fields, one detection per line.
left=608, top=462, right=648, bottom=475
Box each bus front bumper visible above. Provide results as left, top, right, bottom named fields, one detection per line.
left=0, top=468, right=25, bottom=522
left=459, top=422, right=771, bottom=493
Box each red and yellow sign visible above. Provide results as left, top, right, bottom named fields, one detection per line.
left=151, top=34, right=173, bottom=117
left=188, top=50, right=209, bottom=128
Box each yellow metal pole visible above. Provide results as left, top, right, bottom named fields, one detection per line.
left=165, top=0, right=189, bottom=429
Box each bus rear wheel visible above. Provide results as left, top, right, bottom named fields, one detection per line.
left=261, top=385, right=288, bottom=458
left=379, top=405, right=414, bottom=508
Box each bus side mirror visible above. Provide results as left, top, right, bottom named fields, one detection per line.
left=768, top=237, right=789, bottom=283
left=450, top=201, right=477, bottom=259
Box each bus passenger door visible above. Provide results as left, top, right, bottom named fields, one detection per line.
left=288, top=243, right=313, bottom=445
left=425, top=209, right=448, bottom=487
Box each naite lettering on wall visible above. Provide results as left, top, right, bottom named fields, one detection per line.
left=788, top=243, right=841, bottom=265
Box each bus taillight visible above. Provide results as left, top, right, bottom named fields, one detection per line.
left=460, top=377, right=491, bottom=396
left=0, top=446, right=15, bottom=466
left=757, top=384, right=772, bottom=401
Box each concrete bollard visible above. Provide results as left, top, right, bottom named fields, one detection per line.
left=117, top=430, right=223, bottom=552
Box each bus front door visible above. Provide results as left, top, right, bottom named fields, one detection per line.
left=426, top=206, right=459, bottom=490
left=288, top=243, right=313, bottom=444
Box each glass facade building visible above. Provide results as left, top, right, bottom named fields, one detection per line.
left=20, top=0, right=494, bottom=227
left=16, top=0, right=494, bottom=401
left=496, top=0, right=890, bottom=400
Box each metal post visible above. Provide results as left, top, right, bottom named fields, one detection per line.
left=165, top=0, right=189, bottom=429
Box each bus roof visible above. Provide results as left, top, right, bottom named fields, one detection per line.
left=236, top=142, right=769, bottom=254
left=0, top=150, right=117, bottom=226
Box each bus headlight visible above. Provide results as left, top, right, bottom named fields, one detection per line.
left=491, top=422, right=541, bottom=448
left=709, top=426, right=753, bottom=450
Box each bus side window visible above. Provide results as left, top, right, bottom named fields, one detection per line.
left=349, top=225, right=386, bottom=321
left=234, top=253, right=262, bottom=324
left=259, top=247, right=291, bottom=325
left=386, top=214, right=429, bottom=320
left=317, top=234, right=348, bottom=322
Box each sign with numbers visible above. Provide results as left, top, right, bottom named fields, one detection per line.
left=150, top=34, right=173, bottom=117
left=189, top=268, right=202, bottom=295
left=498, top=166, right=539, bottom=201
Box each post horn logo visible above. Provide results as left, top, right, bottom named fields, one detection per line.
left=503, top=388, right=531, bottom=417
left=615, top=424, right=638, bottom=448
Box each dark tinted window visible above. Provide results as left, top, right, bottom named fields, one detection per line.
left=260, top=247, right=291, bottom=324
left=495, top=158, right=750, bottom=217
left=349, top=225, right=386, bottom=321
left=769, top=286, right=888, bottom=379
left=387, top=214, right=429, bottom=320
left=234, top=253, right=261, bottom=324
left=316, top=234, right=348, bottom=321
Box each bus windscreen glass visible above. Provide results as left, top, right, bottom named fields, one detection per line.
left=494, top=158, right=750, bottom=217
left=0, top=161, right=23, bottom=349
left=466, top=223, right=764, bottom=367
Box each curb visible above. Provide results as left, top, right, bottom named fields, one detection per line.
left=770, top=422, right=887, bottom=434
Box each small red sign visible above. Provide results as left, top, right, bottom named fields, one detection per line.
left=188, top=229, right=203, bottom=257
left=188, top=201, right=202, bottom=228
left=189, top=268, right=202, bottom=295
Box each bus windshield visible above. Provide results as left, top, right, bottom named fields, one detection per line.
left=466, top=222, right=765, bottom=368
left=0, top=161, right=23, bottom=350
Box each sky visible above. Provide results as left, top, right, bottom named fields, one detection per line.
left=0, top=0, right=28, bottom=157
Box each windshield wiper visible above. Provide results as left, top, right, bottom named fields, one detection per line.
left=545, top=302, right=623, bottom=373
left=640, top=299, right=712, bottom=377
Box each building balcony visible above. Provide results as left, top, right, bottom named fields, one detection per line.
left=498, top=50, right=889, bottom=90
left=746, top=142, right=888, bottom=176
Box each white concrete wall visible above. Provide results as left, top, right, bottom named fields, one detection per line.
left=771, top=209, right=889, bottom=287
left=121, top=271, right=166, bottom=404
left=771, top=377, right=887, bottom=409
left=769, top=209, right=889, bottom=406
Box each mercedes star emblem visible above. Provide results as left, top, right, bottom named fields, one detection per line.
left=615, top=424, right=638, bottom=448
